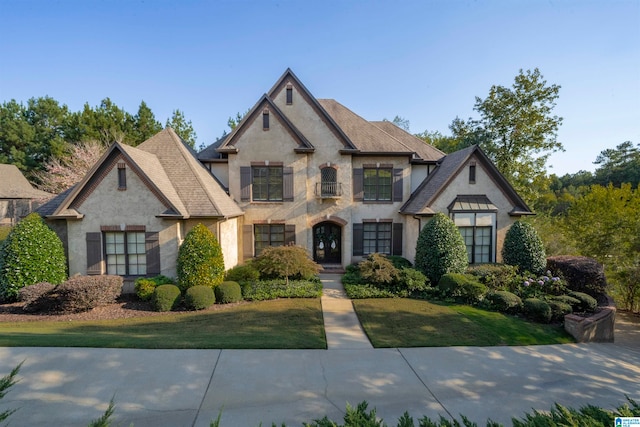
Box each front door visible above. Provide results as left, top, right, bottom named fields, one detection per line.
left=313, top=222, right=341, bottom=264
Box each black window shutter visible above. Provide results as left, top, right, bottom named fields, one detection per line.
left=353, top=223, right=364, bottom=256
left=353, top=168, right=363, bottom=201
left=393, top=169, right=403, bottom=202
left=86, top=232, right=103, bottom=275
left=283, top=167, right=294, bottom=201
left=243, top=225, right=254, bottom=260
left=285, top=224, right=296, bottom=245
left=145, top=232, right=160, bottom=276
left=240, top=167, right=251, bottom=201
left=392, top=223, right=403, bottom=256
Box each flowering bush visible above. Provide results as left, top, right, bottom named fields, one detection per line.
left=514, top=271, right=566, bottom=299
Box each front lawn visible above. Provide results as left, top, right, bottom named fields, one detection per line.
left=353, top=298, right=574, bottom=347
left=0, top=299, right=326, bottom=349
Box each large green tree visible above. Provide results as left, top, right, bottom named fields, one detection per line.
left=452, top=69, right=564, bottom=204
left=593, top=141, right=640, bottom=187
left=132, top=101, right=163, bottom=145
left=166, top=109, right=197, bottom=148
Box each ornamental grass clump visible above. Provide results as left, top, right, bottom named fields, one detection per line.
left=177, top=224, right=225, bottom=291
left=0, top=213, right=67, bottom=301
left=415, top=213, right=468, bottom=285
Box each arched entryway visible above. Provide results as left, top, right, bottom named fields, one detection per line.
left=313, top=221, right=341, bottom=264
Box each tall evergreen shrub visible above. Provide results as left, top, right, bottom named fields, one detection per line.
left=177, top=224, right=225, bottom=291
left=502, top=220, right=546, bottom=274
left=0, top=213, right=67, bottom=300
left=415, top=213, right=468, bottom=284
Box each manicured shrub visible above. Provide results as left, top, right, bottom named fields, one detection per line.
left=177, top=223, right=225, bottom=291
left=551, top=294, right=581, bottom=310
left=134, top=275, right=174, bottom=301
left=438, top=273, right=487, bottom=304
left=546, top=256, right=608, bottom=300
left=152, top=284, right=182, bottom=312
left=18, top=282, right=57, bottom=313
left=386, top=255, right=412, bottom=269
left=395, top=267, right=430, bottom=296
left=184, top=285, right=216, bottom=310
left=523, top=298, right=552, bottom=323
left=358, top=253, right=399, bottom=287
left=549, top=300, right=573, bottom=322
left=224, top=263, right=260, bottom=283
left=568, top=291, right=598, bottom=312
left=466, top=263, right=520, bottom=291
left=415, top=213, right=468, bottom=284
left=343, top=283, right=395, bottom=299
left=54, top=275, right=123, bottom=313
left=0, top=213, right=67, bottom=301
left=215, top=281, right=242, bottom=304
left=485, top=290, right=522, bottom=313
left=341, top=264, right=364, bottom=286
left=502, top=220, right=547, bottom=275
left=253, top=245, right=321, bottom=283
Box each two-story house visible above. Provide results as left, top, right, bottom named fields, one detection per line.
left=40, top=68, right=532, bottom=281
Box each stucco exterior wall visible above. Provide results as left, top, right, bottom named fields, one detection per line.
left=66, top=162, right=181, bottom=277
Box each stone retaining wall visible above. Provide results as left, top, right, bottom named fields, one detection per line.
left=564, top=297, right=616, bottom=342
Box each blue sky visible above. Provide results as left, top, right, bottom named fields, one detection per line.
left=1, top=0, right=638, bottom=176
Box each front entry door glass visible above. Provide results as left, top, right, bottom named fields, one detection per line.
left=313, top=222, right=341, bottom=264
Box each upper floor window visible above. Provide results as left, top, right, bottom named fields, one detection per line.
left=252, top=166, right=283, bottom=201
left=320, top=166, right=338, bottom=197
left=117, top=163, right=127, bottom=190
left=364, top=167, right=392, bottom=201
left=469, top=162, right=476, bottom=184
left=263, top=109, right=270, bottom=130
left=286, top=84, right=293, bottom=105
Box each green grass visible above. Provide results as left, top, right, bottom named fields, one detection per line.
left=0, top=299, right=326, bottom=349
left=353, top=298, right=574, bottom=347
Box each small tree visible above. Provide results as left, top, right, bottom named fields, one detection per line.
left=253, top=245, right=320, bottom=284
left=502, top=221, right=547, bottom=274
left=176, top=224, right=225, bottom=291
left=0, top=213, right=67, bottom=300
left=415, top=213, right=468, bottom=284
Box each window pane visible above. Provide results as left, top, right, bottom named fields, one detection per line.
left=459, top=227, right=474, bottom=263
left=378, top=223, right=392, bottom=255
left=363, top=169, right=378, bottom=201
left=378, top=169, right=392, bottom=201
left=268, top=167, right=283, bottom=201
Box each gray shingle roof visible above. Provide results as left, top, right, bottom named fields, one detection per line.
left=371, top=121, right=445, bottom=161
left=137, top=128, right=243, bottom=218
left=400, top=145, right=532, bottom=215
left=0, top=164, right=54, bottom=199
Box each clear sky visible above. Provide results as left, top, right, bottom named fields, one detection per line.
left=1, top=0, right=638, bottom=176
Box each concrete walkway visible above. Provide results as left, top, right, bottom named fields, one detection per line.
left=0, top=287, right=638, bottom=426
left=320, top=273, right=373, bottom=349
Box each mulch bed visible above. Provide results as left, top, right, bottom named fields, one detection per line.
left=0, top=294, right=244, bottom=323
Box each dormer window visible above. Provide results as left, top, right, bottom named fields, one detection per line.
left=118, top=163, right=127, bottom=190
left=469, top=162, right=476, bottom=184
left=286, top=84, right=293, bottom=105
left=263, top=108, right=270, bottom=130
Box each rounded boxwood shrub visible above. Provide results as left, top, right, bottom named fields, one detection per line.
left=551, top=295, right=581, bottom=309
left=523, top=298, right=552, bottom=323
left=177, top=224, right=225, bottom=291
left=568, top=291, right=598, bottom=312
left=415, top=213, right=468, bottom=284
left=224, top=263, right=260, bottom=283
left=466, top=263, right=520, bottom=291
left=395, top=267, right=430, bottom=296
left=0, top=213, right=67, bottom=301
left=184, top=285, right=216, bottom=310
left=549, top=300, right=573, bottom=322
left=502, top=221, right=546, bottom=275
left=387, top=255, right=412, bottom=269
left=215, top=281, right=242, bottom=304
left=438, top=273, right=486, bottom=304
left=135, top=278, right=157, bottom=301
left=152, top=284, right=182, bottom=312
left=485, top=290, right=522, bottom=313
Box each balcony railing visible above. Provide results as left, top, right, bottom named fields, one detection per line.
left=315, top=182, right=343, bottom=198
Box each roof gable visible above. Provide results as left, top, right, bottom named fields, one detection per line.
left=400, top=145, right=532, bottom=215
left=217, top=95, right=315, bottom=154
left=0, top=164, right=53, bottom=199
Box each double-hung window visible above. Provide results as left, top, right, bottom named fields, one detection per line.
left=254, top=224, right=285, bottom=255
left=363, top=168, right=392, bottom=201
left=363, top=222, right=392, bottom=255
left=252, top=166, right=283, bottom=201
left=104, top=231, right=146, bottom=275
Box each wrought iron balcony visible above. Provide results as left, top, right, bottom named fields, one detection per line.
left=315, top=182, right=343, bottom=198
